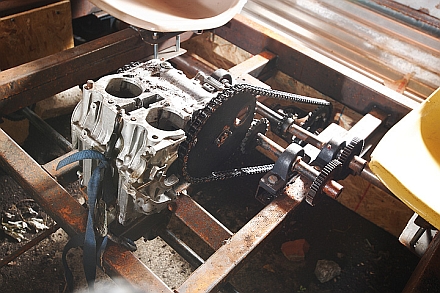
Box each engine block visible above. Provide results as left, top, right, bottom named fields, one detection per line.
left=71, top=59, right=221, bottom=226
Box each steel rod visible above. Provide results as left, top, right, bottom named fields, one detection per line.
left=0, top=224, right=60, bottom=268
left=256, top=101, right=325, bottom=148
left=21, top=107, right=73, bottom=152
left=157, top=227, right=204, bottom=268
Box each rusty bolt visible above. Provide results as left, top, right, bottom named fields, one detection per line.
left=167, top=202, right=177, bottom=212
left=86, top=80, right=94, bottom=90
left=267, top=174, right=278, bottom=185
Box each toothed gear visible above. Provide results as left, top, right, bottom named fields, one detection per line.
left=240, top=118, right=270, bottom=154
left=293, top=105, right=332, bottom=145
left=306, top=159, right=342, bottom=206
left=337, top=137, right=364, bottom=179
left=302, top=105, right=332, bottom=133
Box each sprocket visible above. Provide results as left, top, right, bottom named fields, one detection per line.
left=179, top=85, right=257, bottom=182
left=240, top=118, right=270, bottom=154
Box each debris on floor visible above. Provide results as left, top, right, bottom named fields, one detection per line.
left=1, top=200, right=50, bottom=242
left=281, top=239, right=310, bottom=262
left=314, top=259, right=342, bottom=283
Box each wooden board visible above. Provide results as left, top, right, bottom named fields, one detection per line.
left=0, top=0, right=73, bottom=70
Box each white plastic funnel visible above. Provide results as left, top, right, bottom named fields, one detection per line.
left=90, top=0, right=247, bottom=32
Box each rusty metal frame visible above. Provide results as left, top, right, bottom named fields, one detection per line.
left=0, top=13, right=425, bottom=293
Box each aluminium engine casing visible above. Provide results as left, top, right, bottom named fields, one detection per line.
left=71, top=59, right=221, bottom=227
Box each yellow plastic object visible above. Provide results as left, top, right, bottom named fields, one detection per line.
left=370, top=87, right=440, bottom=228
left=89, top=0, right=247, bottom=32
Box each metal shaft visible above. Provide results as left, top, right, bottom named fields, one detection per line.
left=256, top=101, right=325, bottom=149
left=20, top=107, right=73, bottom=152
left=257, top=132, right=342, bottom=199
left=257, top=132, right=285, bottom=158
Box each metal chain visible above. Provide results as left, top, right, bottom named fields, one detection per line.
left=180, top=84, right=331, bottom=184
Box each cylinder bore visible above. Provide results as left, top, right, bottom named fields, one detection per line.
left=105, top=78, right=143, bottom=98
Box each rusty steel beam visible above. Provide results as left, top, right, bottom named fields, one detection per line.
left=177, top=176, right=309, bottom=293
left=0, top=128, right=173, bottom=292
left=103, top=241, right=174, bottom=293
left=0, top=29, right=192, bottom=116
left=175, top=194, right=233, bottom=250
left=0, top=129, right=87, bottom=236
left=215, top=15, right=416, bottom=125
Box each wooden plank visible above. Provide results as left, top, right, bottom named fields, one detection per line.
left=339, top=175, right=413, bottom=237
left=0, top=1, right=58, bottom=17
left=0, top=0, right=73, bottom=70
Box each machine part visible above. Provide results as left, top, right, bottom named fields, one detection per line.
left=295, top=105, right=333, bottom=143
left=72, top=59, right=220, bottom=227
left=240, top=118, right=270, bottom=154
left=181, top=84, right=332, bottom=183
left=275, top=103, right=332, bottom=143
left=313, top=137, right=346, bottom=169
left=210, top=68, right=233, bottom=85
left=252, top=87, right=332, bottom=140
left=190, top=164, right=274, bottom=184
left=180, top=84, right=257, bottom=181
left=337, top=137, right=364, bottom=179
left=256, top=143, right=304, bottom=204
left=256, top=101, right=326, bottom=149
left=399, top=213, right=438, bottom=257
left=306, top=159, right=343, bottom=206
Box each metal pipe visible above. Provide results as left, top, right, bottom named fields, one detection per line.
left=359, top=164, right=394, bottom=196
left=287, top=123, right=325, bottom=149
left=256, top=101, right=283, bottom=124
left=157, top=228, right=204, bottom=268
left=20, top=107, right=73, bottom=152
left=256, top=101, right=325, bottom=149
left=176, top=35, right=181, bottom=52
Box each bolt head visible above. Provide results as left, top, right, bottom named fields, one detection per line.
left=268, top=174, right=278, bottom=184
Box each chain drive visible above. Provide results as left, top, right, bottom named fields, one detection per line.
left=179, top=83, right=331, bottom=184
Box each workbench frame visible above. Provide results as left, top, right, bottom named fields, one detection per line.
left=0, top=14, right=433, bottom=293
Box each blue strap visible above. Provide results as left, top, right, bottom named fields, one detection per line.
left=57, top=150, right=109, bottom=291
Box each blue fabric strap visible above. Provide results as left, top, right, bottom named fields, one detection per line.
left=57, top=150, right=109, bottom=291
